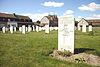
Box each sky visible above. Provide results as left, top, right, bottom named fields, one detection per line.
left=0, top=0, right=100, bottom=21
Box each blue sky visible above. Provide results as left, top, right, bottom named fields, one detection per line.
left=0, top=0, right=100, bottom=21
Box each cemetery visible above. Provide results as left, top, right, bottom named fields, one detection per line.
left=0, top=16, right=100, bottom=67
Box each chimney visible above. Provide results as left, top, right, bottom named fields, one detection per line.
left=13, top=13, right=16, bottom=16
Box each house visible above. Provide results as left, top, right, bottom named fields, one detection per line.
left=41, top=15, right=58, bottom=27
left=0, top=13, right=33, bottom=28
left=78, top=18, right=100, bottom=26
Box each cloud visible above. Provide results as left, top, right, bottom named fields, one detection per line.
left=85, top=14, right=100, bottom=19
left=76, top=16, right=83, bottom=21
left=76, top=14, right=100, bottom=21
left=78, top=2, right=100, bottom=11
left=23, top=13, right=49, bottom=22
left=42, top=1, right=64, bottom=7
left=63, top=10, right=74, bottom=17
left=91, top=14, right=100, bottom=18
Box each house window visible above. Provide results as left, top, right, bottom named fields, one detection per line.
left=30, top=20, right=32, bottom=22
left=0, top=24, right=5, bottom=28
left=21, top=19, right=24, bottom=22
left=25, top=19, right=28, bottom=22
left=3, top=18, right=8, bottom=22
left=10, top=19, right=15, bottom=21
left=8, top=19, right=10, bottom=22
left=0, top=17, right=3, bottom=21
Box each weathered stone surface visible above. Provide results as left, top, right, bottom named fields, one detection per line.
left=58, top=17, right=74, bottom=53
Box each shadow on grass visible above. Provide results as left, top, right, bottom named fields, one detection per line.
left=74, top=48, right=95, bottom=54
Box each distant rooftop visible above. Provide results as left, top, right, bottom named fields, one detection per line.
left=0, top=13, right=31, bottom=20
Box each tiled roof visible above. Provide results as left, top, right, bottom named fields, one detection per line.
left=0, top=13, right=16, bottom=18
left=0, top=13, right=31, bottom=20
left=45, top=15, right=58, bottom=20
left=86, top=19, right=100, bottom=23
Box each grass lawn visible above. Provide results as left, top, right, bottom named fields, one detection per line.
left=0, top=30, right=100, bottom=67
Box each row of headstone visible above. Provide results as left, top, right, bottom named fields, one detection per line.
left=1, top=17, right=80, bottom=54
left=49, top=27, right=58, bottom=31
left=2, top=25, right=58, bottom=34
left=2, top=26, right=14, bottom=34
left=78, top=25, right=92, bottom=32
left=19, top=25, right=46, bottom=33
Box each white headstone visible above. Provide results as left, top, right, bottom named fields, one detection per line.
left=28, top=25, right=31, bottom=32
left=36, top=26, right=39, bottom=32
left=39, top=27, right=42, bottom=31
left=49, top=27, right=52, bottom=31
left=42, top=27, right=45, bottom=30
left=14, top=27, right=16, bottom=32
left=19, top=27, right=22, bottom=32
left=6, top=27, right=8, bottom=31
left=58, top=17, right=74, bottom=53
left=22, top=25, right=25, bottom=34
left=52, top=27, right=54, bottom=30
left=88, top=25, right=92, bottom=31
left=55, top=27, right=58, bottom=30
left=41, top=27, right=43, bottom=31
left=2, top=27, right=5, bottom=33
left=10, top=26, right=13, bottom=34
left=26, top=27, right=28, bottom=31
left=32, top=25, right=35, bottom=31
left=78, top=25, right=81, bottom=30
left=82, top=25, right=86, bottom=32
left=45, top=24, right=49, bottom=34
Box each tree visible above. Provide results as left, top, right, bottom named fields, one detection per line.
left=36, top=20, right=40, bottom=24
left=75, top=21, right=79, bottom=27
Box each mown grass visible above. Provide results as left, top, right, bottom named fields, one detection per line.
left=0, top=30, right=100, bottom=67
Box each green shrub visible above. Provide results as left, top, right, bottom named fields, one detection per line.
left=96, top=50, right=100, bottom=57
left=74, top=57, right=85, bottom=63
left=88, top=31, right=94, bottom=36
left=58, top=50, right=72, bottom=57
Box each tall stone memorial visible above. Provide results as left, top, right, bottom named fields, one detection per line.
left=88, top=25, right=92, bottom=31
left=82, top=25, right=86, bottom=32
left=58, top=17, right=75, bottom=53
